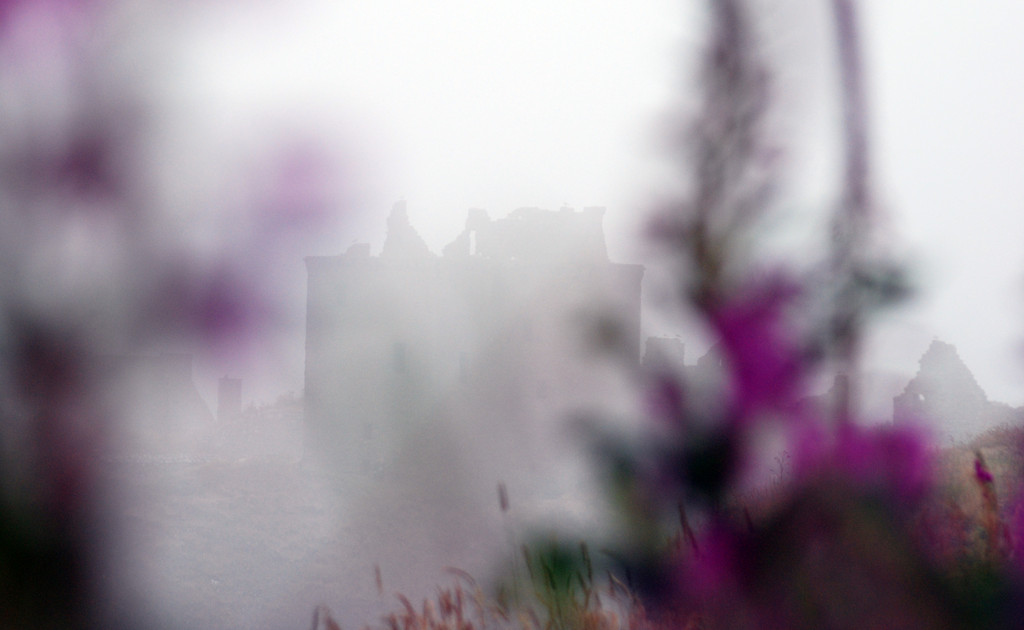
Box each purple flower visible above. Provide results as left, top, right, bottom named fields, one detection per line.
left=974, top=457, right=994, bottom=484
left=708, top=276, right=805, bottom=417
left=1008, top=497, right=1024, bottom=572
left=152, top=263, right=269, bottom=360
left=845, top=424, right=932, bottom=502
left=794, top=423, right=934, bottom=505
left=254, top=142, right=339, bottom=235
left=676, top=524, right=741, bottom=602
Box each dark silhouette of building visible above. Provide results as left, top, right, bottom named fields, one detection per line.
left=894, top=339, right=1021, bottom=443
left=303, top=202, right=644, bottom=475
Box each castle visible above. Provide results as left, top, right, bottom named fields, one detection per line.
left=894, top=339, right=1022, bottom=443
left=303, top=202, right=644, bottom=476
left=301, top=200, right=1024, bottom=481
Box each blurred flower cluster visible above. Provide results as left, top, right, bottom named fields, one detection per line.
left=0, top=2, right=344, bottom=627
left=5, top=0, right=1024, bottom=628
left=568, top=2, right=1024, bottom=629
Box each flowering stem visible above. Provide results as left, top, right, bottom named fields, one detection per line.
left=830, top=0, right=871, bottom=423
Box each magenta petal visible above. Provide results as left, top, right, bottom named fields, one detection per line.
left=974, top=458, right=994, bottom=484
left=833, top=424, right=933, bottom=503
left=678, top=526, right=740, bottom=601
left=710, top=279, right=804, bottom=415
left=646, top=374, right=686, bottom=428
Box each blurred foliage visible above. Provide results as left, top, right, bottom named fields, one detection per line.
left=4, top=0, right=1024, bottom=629
left=494, top=1, right=1024, bottom=629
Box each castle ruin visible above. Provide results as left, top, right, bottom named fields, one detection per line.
left=303, top=202, right=644, bottom=477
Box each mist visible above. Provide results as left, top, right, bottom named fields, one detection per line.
left=3, top=1, right=1024, bottom=628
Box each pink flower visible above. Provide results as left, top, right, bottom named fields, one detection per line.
left=709, top=277, right=805, bottom=416
left=151, top=263, right=269, bottom=360
left=974, top=457, right=994, bottom=484
left=676, top=524, right=742, bottom=602
left=1008, top=497, right=1024, bottom=572
left=254, top=142, right=340, bottom=236
left=792, top=421, right=934, bottom=505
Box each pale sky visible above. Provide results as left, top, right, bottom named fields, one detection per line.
left=865, top=2, right=1024, bottom=406
left=151, top=1, right=1024, bottom=407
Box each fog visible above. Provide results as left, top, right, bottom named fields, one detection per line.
left=2, top=1, right=1024, bottom=628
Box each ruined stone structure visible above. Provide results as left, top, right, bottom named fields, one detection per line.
left=894, top=339, right=1021, bottom=443
left=303, top=202, right=644, bottom=475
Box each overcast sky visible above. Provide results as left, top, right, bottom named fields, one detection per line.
left=865, top=2, right=1024, bottom=406
left=156, top=1, right=1024, bottom=407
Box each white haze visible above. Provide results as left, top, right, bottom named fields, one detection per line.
left=155, top=0, right=1024, bottom=409
left=6, top=1, right=1024, bottom=628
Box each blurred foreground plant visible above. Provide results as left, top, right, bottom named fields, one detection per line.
left=506, top=2, right=1024, bottom=629
left=0, top=2, right=344, bottom=627
left=350, top=2, right=1024, bottom=629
